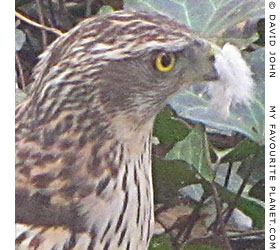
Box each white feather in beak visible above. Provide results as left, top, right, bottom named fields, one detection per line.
left=208, top=43, right=255, bottom=117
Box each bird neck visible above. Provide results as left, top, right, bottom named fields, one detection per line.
left=77, top=121, right=155, bottom=249
left=109, top=114, right=155, bottom=155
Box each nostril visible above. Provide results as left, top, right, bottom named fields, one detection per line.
left=193, top=39, right=204, bottom=47
left=203, top=67, right=219, bottom=81
left=209, top=55, right=215, bottom=62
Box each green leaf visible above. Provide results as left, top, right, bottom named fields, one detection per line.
left=237, top=146, right=265, bottom=183
left=149, top=235, right=173, bottom=250
left=168, top=48, right=264, bottom=144
left=152, top=158, right=199, bottom=203
left=153, top=106, right=191, bottom=145
left=124, top=0, right=264, bottom=38
left=98, top=5, right=114, bottom=14
left=235, top=196, right=264, bottom=229
left=249, top=179, right=264, bottom=201
left=153, top=157, right=264, bottom=228
left=165, top=124, right=214, bottom=180
left=221, top=139, right=261, bottom=163
left=215, top=19, right=260, bottom=49
left=196, top=0, right=264, bottom=36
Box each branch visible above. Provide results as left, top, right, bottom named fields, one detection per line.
left=15, top=52, right=26, bottom=89
left=36, top=0, right=48, bottom=48
left=15, top=11, right=63, bottom=36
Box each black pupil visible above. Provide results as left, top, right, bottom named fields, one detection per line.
left=161, top=54, right=172, bottom=67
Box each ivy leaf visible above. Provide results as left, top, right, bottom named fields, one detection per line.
left=214, top=19, right=261, bottom=49
left=249, top=179, right=264, bottom=201
left=221, top=139, right=262, bottom=163
left=124, top=0, right=264, bottom=48
left=153, top=158, right=199, bottom=203
left=153, top=106, right=191, bottom=146
left=237, top=146, right=265, bottom=183
left=165, top=124, right=214, bottom=181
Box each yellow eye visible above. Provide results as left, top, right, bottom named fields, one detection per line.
left=155, top=52, right=176, bottom=72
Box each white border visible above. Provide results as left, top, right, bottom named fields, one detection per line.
left=1, top=1, right=15, bottom=249
left=265, top=0, right=280, bottom=249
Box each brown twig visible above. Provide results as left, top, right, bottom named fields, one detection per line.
left=154, top=196, right=204, bottom=249
left=181, top=230, right=264, bottom=249
left=209, top=158, right=233, bottom=250
left=15, top=11, right=63, bottom=36
left=47, top=0, right=57, bottom=28
left=86, top=0, right=94, bottom=17
left=154, top=197, right=200, bottom=216
left=211, top=182, right=233, bottom=250
left=223, top=160, right=254, bottom=226
left=15, top=52, right=26, bottom=89
left=36, top=0, right=48, bottom=48
left=224, top=161, right=233, bottom=188
left=228, top=230, right=264, bottom=239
